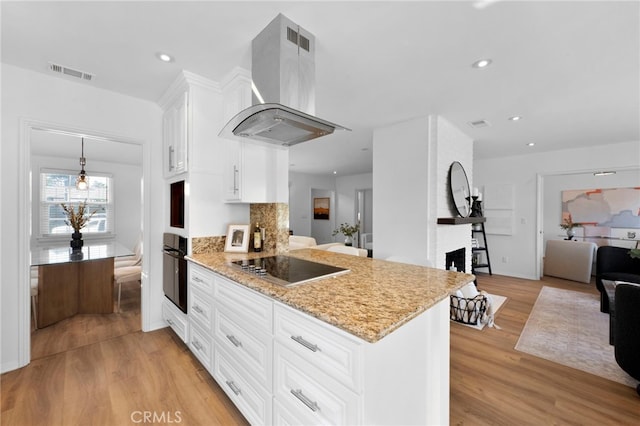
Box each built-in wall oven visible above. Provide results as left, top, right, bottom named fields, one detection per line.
left=163, top=233, right=187, bottom=313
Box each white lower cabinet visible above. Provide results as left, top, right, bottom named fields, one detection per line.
left=189, top=321, right=213, bottom=372
left=273, top=343, right=360, bottom=425
left=213, top=344, right=273, bottom=425
left=162, top=297, right=188, bottom=343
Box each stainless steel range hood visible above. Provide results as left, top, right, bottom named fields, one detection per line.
left=219, top=14, right=348, bottom=146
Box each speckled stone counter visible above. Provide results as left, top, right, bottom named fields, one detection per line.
left=187, top=248, right=474, bottom=343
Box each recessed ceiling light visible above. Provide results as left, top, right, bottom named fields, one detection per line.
left=333, top=171, right=337, bottom=175
left=593, top=171, right=616, bottom=176
left=526, top=142, right=535, bottom=147
left=472, top=58, right=492, bottom=69
left=156, top=52, right=174, bottom=63
left=509, top=116, right=522, bottom=121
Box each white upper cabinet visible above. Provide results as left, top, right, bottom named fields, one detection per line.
left=220, top=68, right=289, bottom=204
left=163, top=91, right=189, bottom=178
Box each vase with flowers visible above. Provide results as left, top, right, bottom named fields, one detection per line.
left=559, top=217, right=582, bottom=240
left=61, top=201, right=97, bottom=250
left=332, top=222, right=359, bottom=246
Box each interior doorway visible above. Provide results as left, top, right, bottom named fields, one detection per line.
left=356, top=188, right=373, bottom=250
left=21, top=122, right=146, bottom=364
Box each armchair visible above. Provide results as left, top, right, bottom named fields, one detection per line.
left=596, top=246, right=640, bottom=313
left=614, top=283, right=640, bottom=396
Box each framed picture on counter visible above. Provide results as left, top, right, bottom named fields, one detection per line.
left=224, top=224, right=250, bottom=252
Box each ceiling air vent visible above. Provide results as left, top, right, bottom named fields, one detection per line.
left=48, top=62, right=94, bottom=81
left=468, top=119, right=490, bottom=128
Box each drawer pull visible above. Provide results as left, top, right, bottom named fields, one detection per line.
left=291, top=389, right=319, bottom=412
left=291, top=335, right=320, bottom=352
left=192, top=339, right=203, bottom=351
left=192, top=305, right=204, bottom=314
left=226, top=334, right=242, bottom=348
left=226, top=380, right=241, bottom=396
left=166, top=318, right=174, bottom=325
left=193, top=276, right=205, bottom=283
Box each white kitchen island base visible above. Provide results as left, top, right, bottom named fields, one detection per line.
left=183, top=260, right=454, bottom=425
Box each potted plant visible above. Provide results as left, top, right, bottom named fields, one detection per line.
left=559, top=217, right=582, bottom=239
left=61, top=201, right=98, bottom=250
left=332, top=222, right=359, bottom=246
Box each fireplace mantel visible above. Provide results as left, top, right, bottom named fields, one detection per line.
left=437, top=217, right=486, bottom=225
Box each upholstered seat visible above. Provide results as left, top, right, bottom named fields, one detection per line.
left=326, top=245, right=368, bottom=257
left=543, top=239, right=597, bottom=284
left=114, top=265, right=141, bottom=312
left=614, top=282, right=640, bottom=396
left=596, top=246, right=640, bottom=313
left=30, top=266, right=38, bottom=329
left=289, top=235, right=318, bottom=250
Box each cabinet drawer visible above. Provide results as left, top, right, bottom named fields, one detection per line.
left=215, top=276, right=273, bottom=332
left=190, top=263, right=215, bottom=296
left=162, top=297, right=188, bottom=343
left=214, top=345, right=272, bottom=426
left=274, top=303, right=362, bottom=392
left=189, top=322, right=213, bottom=372
left=274, top=343, right=360, bottom=425
left=213, top=304, right=272, bottom=390
left=189, top=287, right=213, bottom=333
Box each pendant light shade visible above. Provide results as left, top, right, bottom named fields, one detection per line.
left=76, top=137, right=88, bottom=190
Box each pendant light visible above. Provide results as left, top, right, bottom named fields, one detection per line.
left=76, top=137, right=88, bottom=190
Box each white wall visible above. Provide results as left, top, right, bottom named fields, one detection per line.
left=474, top=140, right=640, bottom=280
left=373, top=116, right=431, bottom=263
left=1, top=64, right=163, bottom=372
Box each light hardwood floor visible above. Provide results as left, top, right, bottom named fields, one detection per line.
left=3, top=274, right=639, bottom=425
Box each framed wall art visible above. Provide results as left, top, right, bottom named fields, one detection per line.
left=224, top=224, right=250, bottom=252
left=313, top=197, right=330, bottom=220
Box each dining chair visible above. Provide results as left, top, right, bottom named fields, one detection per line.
left=113, top=265, right=141, bottom=312
left=30, top=266, right=38, bottom=329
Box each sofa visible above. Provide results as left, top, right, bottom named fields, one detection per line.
left=614, top=282, right=640, bottom=396
left=288, top=235, right=367, bottom=256
left=596, top=246, right=640, bottom=313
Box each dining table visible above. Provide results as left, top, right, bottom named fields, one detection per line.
left=30, top=241, right=133, bottom=328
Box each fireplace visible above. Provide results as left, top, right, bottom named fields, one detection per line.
left=445, top=248, right=466, bottom=272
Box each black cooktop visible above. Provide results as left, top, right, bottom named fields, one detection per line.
left=230, top=255, right=350, bottom=287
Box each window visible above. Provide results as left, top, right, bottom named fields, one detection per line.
left=39, top=169, right=113, bottom=236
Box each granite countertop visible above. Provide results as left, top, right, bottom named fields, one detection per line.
left=187, top=249, right=474, bottom=343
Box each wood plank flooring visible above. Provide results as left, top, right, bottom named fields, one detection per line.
left=3, top=273, right=639, bottom=425
left=451, top=273, right=640, bottom=425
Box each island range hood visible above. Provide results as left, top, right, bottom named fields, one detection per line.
left=219, top=14, right=348, bottom=146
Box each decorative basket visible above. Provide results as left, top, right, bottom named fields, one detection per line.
left=450, top=294, right=488, bottom=325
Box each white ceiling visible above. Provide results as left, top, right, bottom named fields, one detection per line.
left=3, top=1, right=639, bottom=176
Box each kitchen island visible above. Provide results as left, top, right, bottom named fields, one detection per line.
left=183, top=248, right=474, bottom=425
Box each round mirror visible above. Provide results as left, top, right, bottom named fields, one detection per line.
left=448, top=161, right=471, bottom=217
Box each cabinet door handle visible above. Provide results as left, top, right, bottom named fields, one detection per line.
left=291, top=335, right=320, bottom=352
left=192, top=339, right=203, bottom=351
left=226, top=380, right=241, bottom=396
left=291, top=389, right=319, bottom=412
left=192, top=305, right=204, bottom=314
left=233, top=165, right=239, bottom=193
left=226, top=334, right=242, bottom=348
left=169, top=146, right=175, bottom=171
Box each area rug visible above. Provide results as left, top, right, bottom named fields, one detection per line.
left=515, top=286, right=639, bottom=388
left=452, top=294, right=507, bottom=330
